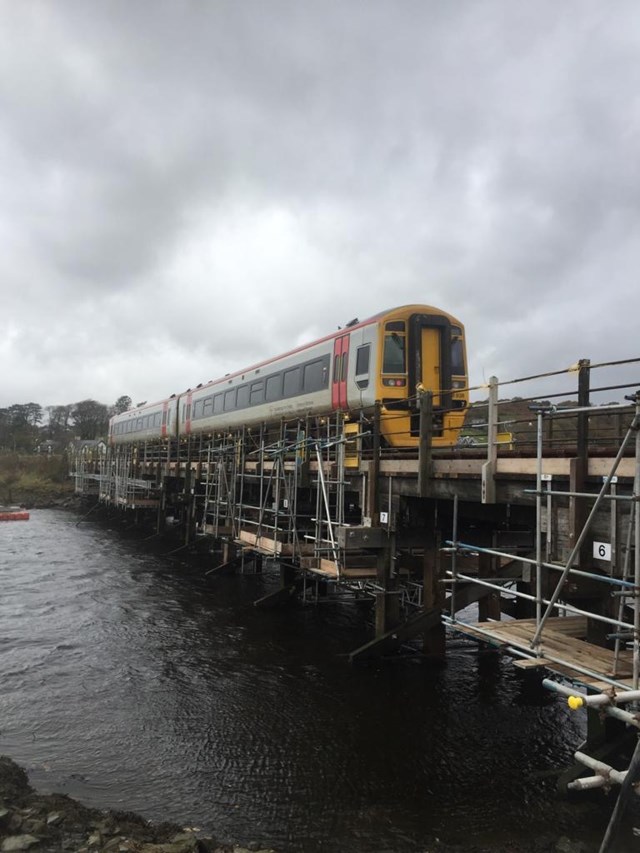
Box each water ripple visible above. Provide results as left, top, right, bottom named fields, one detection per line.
left=0, top=509, right=615, bottom=851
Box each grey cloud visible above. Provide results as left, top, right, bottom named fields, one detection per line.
left=1, top=0, right=639, bottom=407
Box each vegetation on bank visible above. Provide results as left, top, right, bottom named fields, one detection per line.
left=0, top=396, right=132, bottom=452
left=0, top=453, right=74, bottom=507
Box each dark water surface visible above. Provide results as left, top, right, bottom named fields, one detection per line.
left=0, top=510, right=617, bottom=851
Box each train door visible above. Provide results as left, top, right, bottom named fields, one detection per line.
left=332, top=334, right=350, bottom=409
left=420, top=327, right=441, bottom=406
left=185, top=391, right=193, bottom=435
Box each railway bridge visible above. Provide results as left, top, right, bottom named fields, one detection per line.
left=72, top=355, right=640, bottom=822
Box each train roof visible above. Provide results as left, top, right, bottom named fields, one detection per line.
left=183, top=303, right=457, bottom=395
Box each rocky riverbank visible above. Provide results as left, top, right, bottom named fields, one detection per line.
left=0, top=755, right=598, bottom=853
left=0, top=757, right=275, bottom=853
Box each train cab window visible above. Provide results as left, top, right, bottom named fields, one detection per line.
left=224, top=389, right=236, bottom=411
left=451, top=328, right=465, bottom=374
left=250, top=380, right=264, bottom=406
left=383, top=322, right=406, bottom=373
left=213, top=394, right=224, bottom=414
left=265, top=374, right=282, bottom=402
left=237, top=385, right=249, bottom=409
left=283, top=367, right=301, bottom=398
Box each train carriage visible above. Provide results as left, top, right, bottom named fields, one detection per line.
left=109, top=397, right=178, bottom=444
left=109, top=304, right=468, bottom=448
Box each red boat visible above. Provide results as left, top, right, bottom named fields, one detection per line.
left=0, top=506, right=30, bottom=521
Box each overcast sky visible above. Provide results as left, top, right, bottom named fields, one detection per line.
left=1, top=1, right=639, bottom=410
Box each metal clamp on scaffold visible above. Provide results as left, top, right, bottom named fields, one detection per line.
left=543, top=679, right=640, bottom=728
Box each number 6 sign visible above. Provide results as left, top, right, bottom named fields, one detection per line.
left=593, top=541, right=612, bottom=561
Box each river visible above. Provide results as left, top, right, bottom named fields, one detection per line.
left=0, top=510, right=623, bottom=851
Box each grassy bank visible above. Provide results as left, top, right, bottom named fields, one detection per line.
left=0, top=453, right=74, bottom=507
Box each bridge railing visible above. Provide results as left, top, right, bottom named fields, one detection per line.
left=461, top=355, right=640, bottom=459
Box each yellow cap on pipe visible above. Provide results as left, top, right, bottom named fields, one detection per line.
left=568, top=695, right=584, bottom=710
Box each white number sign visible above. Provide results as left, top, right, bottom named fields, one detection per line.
left=593, top=541, right=612, bottom=562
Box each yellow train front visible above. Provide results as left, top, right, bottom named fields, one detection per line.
left=352, top=305, right=468, bottom=447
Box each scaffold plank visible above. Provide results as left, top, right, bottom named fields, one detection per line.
left=454, top=617, right=633, bottom=681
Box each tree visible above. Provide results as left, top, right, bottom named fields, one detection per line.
left=2, top=404, right=43, bottom=450
left=71, top=400, right=109, bottom=440
left=112, top=395, right=132, bottom=415
left=45, top=405, right=74, bottom=442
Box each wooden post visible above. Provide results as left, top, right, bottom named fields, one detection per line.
left=481, top=376, right=498, bottom=504
left=375, top=534, right=399, bottom=637
left=423, top=530, right=446, bottom=658
left=568, top=359, right=591, bottom=566
left=418, top=390, right=433, bottom=498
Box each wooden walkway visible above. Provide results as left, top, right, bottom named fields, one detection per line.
left=454, top=616, right=635, bottom=690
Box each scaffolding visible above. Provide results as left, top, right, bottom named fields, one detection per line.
left=446, top=394, right=640, bottom=689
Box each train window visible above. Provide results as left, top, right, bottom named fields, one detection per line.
left=265, top=374, right=282, bottom=402
left=213, top=394, right=224, bottom=414
left=451, top=337, right=465, bottom=374
left=137, top=418, right=143, bottom=430
left=203, top=397, right=213, bottom=416
left=193, top=401, right=202, bottom=420
left=250, top=380, right=264, bottom=405
left=386, top=320, right=405, bottom=332
left=303, top=359, right=326, bottom=393
left=155, top=413, right=162, bottom=427
left=355, top=345, right=370, bottom=376
left=283, top=367, right=301, bottom=397
left=237, top=385, right=249, bottom=409
left=224, top=389, right=236, bottom=411
left=383, top=331, right=405, bottom=373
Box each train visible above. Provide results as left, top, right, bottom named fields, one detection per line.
left=108, top=304, right=468, bottom=449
